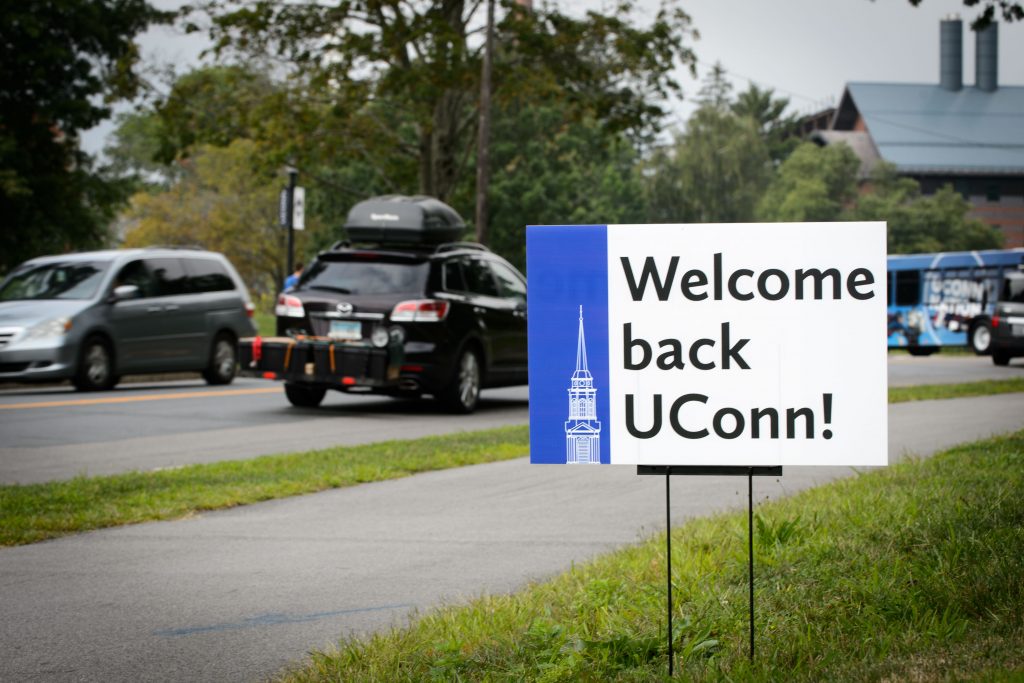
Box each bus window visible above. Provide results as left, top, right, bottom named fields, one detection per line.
left=895, top=270, right=920, bottom=306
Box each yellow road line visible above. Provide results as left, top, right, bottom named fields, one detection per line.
left=0, top=387, right=281, bottom=410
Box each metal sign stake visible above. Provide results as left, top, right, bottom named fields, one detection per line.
left=638, top=465, right=782, bottom=676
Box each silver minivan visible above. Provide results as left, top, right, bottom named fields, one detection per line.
left=0, top=248, right=257, bottom=390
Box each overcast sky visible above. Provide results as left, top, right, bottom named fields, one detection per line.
left=82, top=0, right=1024, bottom=155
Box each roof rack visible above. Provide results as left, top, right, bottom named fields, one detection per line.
left=142, top=244, right=206, bottom=252
left=434, top=242, right=489, bottom=254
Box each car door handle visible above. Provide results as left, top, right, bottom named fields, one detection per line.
left=164, top=304, right=180, bottom=311
left=473, top=306, right=486, bottom=314
left=147, top=306, right=163, bottom=313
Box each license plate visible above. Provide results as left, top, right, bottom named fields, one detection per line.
left=329, top=320, right=362, bottom=340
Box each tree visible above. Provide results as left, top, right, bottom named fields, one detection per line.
left=730, top=84, right=800, bottom=166
left=902, top=0, right=1023, bottom=29
left=478, top=103, right=645, bottom=270
left=121, top=140, right=327, bottom=296
left=0, top=0, right=167, bottom=273
left=756, top=143, right=860, bottom=222
left=848, top=165, right=1002, bottom=253
left=186, top=0, right=697, bottom=204
left=759, top=143, right=1002, bottom=252
left=645, top=105, right=771, bottom=224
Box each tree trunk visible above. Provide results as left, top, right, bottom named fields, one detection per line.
left=474, top=0, right=495, bottom=244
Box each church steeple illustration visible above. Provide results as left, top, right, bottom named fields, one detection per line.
left=565, top=306, right=602, bottom=463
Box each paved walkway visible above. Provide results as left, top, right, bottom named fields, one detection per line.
left=1, top=394, right=1022, bottom=682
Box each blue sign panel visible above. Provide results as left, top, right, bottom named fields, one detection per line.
left=527, top=225, right=611, bottom=464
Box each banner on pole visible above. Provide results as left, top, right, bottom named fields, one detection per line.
left=526, top=223, right=888, bottom=467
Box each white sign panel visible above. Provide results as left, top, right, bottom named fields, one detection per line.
left=527, top=223, right=888, bottom=467
left=292, top=186, right=306, bottom=230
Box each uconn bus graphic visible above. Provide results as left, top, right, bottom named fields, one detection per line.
left=887, top=248, right=1024, bottom=355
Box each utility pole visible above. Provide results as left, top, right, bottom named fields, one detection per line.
left=474, top=0, right=495, bottom=245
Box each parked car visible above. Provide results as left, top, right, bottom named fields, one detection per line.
left=242, top=195, right=528, bottom=413
left=0, top=248, right=257, bottom=390
left=990, top=271, right=1024, bottom=366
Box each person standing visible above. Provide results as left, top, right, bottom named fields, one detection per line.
left=283, top=261, right=303, bottom=291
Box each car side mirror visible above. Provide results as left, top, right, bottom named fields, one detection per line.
left=110, top=284, right=140, bottom=302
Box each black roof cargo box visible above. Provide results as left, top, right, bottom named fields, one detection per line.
left=344, top=195, right=466, bottom=245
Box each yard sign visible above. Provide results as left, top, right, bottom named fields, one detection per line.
left=526, top=223, right=888, bottom=467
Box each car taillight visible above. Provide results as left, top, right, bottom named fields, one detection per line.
left=992, top=315, right=1001, bottom=327
left=245, top=302, right=255, bottom=318
left=275, top=294, right=305, bottom=318
left=390, top=299, right=450, bottom=322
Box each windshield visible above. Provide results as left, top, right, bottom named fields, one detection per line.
left=298, top=258, right=429, bottom=295
left=0, top=261, right=111, bottom=301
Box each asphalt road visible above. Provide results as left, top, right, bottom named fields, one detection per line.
left=1, top=393, right=1022, bottom=683
left=1, top=354, right=1022, bottom=485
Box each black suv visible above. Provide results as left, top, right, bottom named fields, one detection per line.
left=990, top=271, right=1024, bottom=366
left=269, top=196, right=527, bottom=412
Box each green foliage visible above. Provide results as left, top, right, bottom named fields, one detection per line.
left=0, top=0, right=168, bottom=273
left=730, top=84, right=801, bottom=166
left=646, top=105, right=771, bottom=224
left=757, top=144, right=999, bottom=253
left=189, top=0, right=697, bottom=201
left=756, top=142, right=860, bottom=222
left=122, top=139, right=327, bottom=296
left=849, top=165, right=1002, bottom=253
left=482, top=104, right=646, bottom=270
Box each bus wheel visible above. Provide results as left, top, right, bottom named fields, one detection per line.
left=969, top=322, right=992, bottom=355
left=908, top=346, right=938, bottom=357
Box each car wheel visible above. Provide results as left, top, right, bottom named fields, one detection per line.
left=907, top=346, right=938, bottom=357
left=440, top=347, right=481, bottom=414
left=73, top=337, right=118, bottom=391
left=992, top=351, right=1011, bottom=366
left=285, top=383, right=326, bottom=407
left=970, top=322, right=992, bottom=355
left=203, top=333, right=237, bottom=385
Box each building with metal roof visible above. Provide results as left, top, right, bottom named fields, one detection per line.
left=812, top=18, right=1024, bottom=248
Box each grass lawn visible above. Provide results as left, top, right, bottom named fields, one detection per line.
left=2, top=379, right=1023, bottom=547
left=0, top=426, right=529, bottom=546
left=278, top=430, right=1024, bottom=682
left=889, top=377, right=1024, bottom=403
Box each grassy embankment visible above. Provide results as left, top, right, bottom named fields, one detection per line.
left=1, top=378, right=1022, bottom=547
left=279, top=430, right=1024, bottom=682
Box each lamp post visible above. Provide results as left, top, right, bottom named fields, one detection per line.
left=284, top=164, right=298, bottom=277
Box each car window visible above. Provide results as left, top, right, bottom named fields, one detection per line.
left=1003, top=275, right=1024, bottom=304
left=146, top=258, right=189, bottom=297
left=299, top=258, right=429, bottom=295
left=464, top=258, right=499, bottom=297
left=442, top=260, right=468, bottom=293
left=186, top=258, right=236, bottom=293
left=114, top=260, right=156, bottom=298
left=489, top=261, right=526, bottom=302
left=0, top=260, right=111, bottom=301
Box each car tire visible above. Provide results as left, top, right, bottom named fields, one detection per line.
left=73, top=336, right=118, bottom=391
left=907, top=346, right=938, bottom=357
left=970, top=321, right=993, bottom=355
left=203, top=333, right=237, bottom=385
left=285, top=383, right=327, bottom=407
left=992, top=351, right=1011, bottom=366
left=439, top=346, right=481, bottom=414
